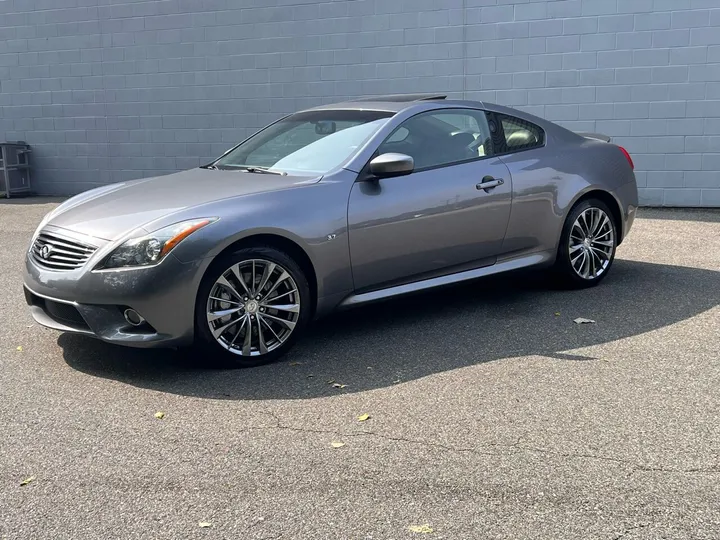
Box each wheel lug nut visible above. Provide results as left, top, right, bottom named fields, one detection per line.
left=255, top=296, right=261, bottom=300
left=260, top=307, right=265, bottom=312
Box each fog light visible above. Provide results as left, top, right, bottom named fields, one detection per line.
left=123, top=308, right=145, bottom=327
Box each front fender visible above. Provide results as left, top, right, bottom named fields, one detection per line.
left=169, top=173, right=356, bottom=303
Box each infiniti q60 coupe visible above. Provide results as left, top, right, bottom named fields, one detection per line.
left=24, top=94, right=638, bottom=367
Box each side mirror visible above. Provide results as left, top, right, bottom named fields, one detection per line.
left=368, top=153, right=414, bottom=178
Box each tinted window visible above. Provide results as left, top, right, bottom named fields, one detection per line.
left=496, top=114, right=545, bottom=153
left=378, top=109, right=494, bottom=170
left=434, top=113, right=480, bottom=133
left=386, top=126, right=409, bottom=143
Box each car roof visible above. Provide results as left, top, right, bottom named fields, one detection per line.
left=303, top=94, right=487, bottom=113
left=299, top=94, right=563, bottom=137
left=300, top=94, right=533, bottom=117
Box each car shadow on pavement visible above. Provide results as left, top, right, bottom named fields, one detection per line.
left=59, top=259, right=720, bottom=400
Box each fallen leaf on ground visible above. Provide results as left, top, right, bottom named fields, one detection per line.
left=154, top=412, right=165, bottom=419
left=554, top=312, right=561, bottom=317
left=16, top=346, right=23, bottom=352
left=327, top=379, right=335, bottom=384
left=408, top=524, right=433, bottom=534
left=330, top=441, right=345, bottom=448
left=19, top=476, right=35, bottom=487
left=289, top=362, right=303, bottom=366
left=332, top=383, right=347, bottom=389
left=573, top=317, right=596, bottom=324
left=392, top=379, right=401, bottom=384
left=307, top=374, right=314, bottom=378
left=198, top=521, right=212, bottom=528
left=357, top=413, right=370, bottom=422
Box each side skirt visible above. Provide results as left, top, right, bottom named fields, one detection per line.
left=337, top=251, right=553, bottom=309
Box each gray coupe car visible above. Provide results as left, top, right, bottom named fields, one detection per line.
left=24, top=94, right=638, bottom=367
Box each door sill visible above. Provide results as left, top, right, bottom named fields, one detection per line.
left=338, top=251, right=552, bottom=309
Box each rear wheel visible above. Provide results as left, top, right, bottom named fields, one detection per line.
left=195, top=246, right=311, bottom=367
left=554, top=199, right=617, bottom=288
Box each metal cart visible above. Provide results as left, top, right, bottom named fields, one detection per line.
left=0, top=142, right=32, bottom=198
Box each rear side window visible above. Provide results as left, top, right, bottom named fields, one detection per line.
left=494, top=114, right=545, bottom=154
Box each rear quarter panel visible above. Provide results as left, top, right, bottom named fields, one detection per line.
left=498, top=133, right=636, bottom=259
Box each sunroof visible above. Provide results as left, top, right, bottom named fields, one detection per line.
left=351, top=94, right=448, bottom=103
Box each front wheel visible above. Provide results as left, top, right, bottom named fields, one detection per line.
left=554, top=199, right=617, bottom=288
left=194, top=246, right=311, bottom=367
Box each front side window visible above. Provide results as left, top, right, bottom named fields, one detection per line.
left=496, top=114, right=545, bottom=153
left=214, top=110, right=393, bottom=175
left=377, top=109, right=494, bottom=171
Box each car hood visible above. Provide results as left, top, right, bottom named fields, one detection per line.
left=47, top=168, right=321, bottom=241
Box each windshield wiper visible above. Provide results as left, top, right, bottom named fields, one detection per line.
left=234, top=165, right=287, bottom=176
left=201, top=164, right=257, bottom=171
left=201, top=164, right=287, bottom=175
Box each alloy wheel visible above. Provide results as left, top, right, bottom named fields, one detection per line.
left=568, top=207, right=615, bottom=280
left=206, top=259, right=300, bottom=356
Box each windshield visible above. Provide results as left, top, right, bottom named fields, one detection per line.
left=213, top=110, right=394, bottom=175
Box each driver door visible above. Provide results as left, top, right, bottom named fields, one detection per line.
left=347, top=108, right=513, bottom=292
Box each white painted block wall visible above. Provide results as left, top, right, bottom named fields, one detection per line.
left=0, top=0, right=718, bottom=205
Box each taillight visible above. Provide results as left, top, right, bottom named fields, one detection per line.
left=618, top=146, right=634, bottom=170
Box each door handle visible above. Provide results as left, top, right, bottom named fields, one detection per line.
left=476, top=176, right=504, bottom=191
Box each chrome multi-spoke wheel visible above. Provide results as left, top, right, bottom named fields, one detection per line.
left=554, top=199, right=617, bottom=289
left=568, top=207, right=615, bottom=280
left=206, top=259, right=301, bottom=357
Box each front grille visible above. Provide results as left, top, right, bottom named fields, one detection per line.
left=31, top=231, right=97, bottom=271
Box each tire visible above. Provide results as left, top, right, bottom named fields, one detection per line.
left=553, top=198, right=617, bottom=289
left=194, top=246, right=312, bottom=368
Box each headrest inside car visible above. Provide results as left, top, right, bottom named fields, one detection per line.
left=506, top=130, right=537, bottom=147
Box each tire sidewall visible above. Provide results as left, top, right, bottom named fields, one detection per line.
left=194, top=246, right=312, bottom=367
left=556, top=199, right=617, bottom=287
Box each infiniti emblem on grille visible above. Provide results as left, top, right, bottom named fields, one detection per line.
left=40, top=244, right=54, bottom=259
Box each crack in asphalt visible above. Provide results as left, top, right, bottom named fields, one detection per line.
left=263, top=411, right=501, bottom=457
left=515, top=445, right=720, bottom=475
left=249, top=412, right=720, bottom=476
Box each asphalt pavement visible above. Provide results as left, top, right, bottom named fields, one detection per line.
left=1, top=199, right=719, bottom=540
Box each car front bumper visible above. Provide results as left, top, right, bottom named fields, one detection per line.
left=23, top=243, right=208, bottom=348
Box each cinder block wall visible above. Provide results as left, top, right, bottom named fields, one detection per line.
left=0, top=0, right=719, bottom=205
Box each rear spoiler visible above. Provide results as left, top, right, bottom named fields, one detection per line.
left=576, top=132, right=612, bottom=143
left=577, top=132, right=634, bottom=170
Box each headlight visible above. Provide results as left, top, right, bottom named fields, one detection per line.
left=97, top=218, right=217, bottom=270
